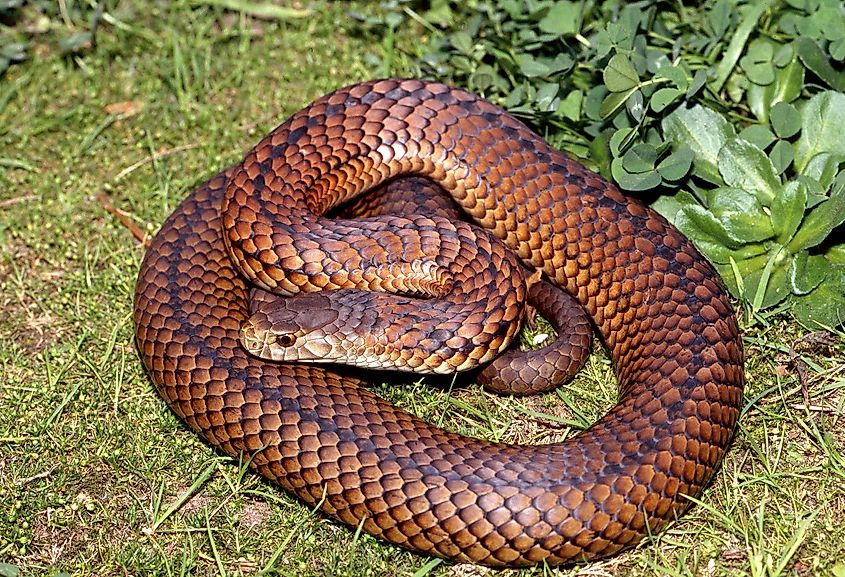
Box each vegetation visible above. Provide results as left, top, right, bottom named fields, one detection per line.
left=0, top=1, right=843, bottom=577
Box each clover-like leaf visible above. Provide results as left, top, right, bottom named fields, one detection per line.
left=538, top=1, right=581, bottom=36
left=740, top=124, right=776, bottom=150
left=604, top=53, right=640, bottom=92
left=611, top=158, right=661, bottom=191
left=656, top=147, right=694, bottom=181
left=770, top=101, right=801, bottom=138
left=740, top=39, right=776, bottom=85
left=770, top=140, right=794, bottom=174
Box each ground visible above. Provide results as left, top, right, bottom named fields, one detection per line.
left=0, top=2, right=843, bottom=577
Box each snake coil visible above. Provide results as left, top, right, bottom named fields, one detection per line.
left=134, top=79, right=744, bottom=567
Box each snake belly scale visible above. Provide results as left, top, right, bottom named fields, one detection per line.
left=134, top=79, right=744, bottom=566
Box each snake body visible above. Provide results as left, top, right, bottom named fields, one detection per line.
left=134, top=79, right=744, bottom=566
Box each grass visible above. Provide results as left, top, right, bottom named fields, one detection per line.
left=1, top=1, right=844, bottom=576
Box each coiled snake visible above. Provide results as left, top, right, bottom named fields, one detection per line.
left=134, top=79, right=744, bottom=566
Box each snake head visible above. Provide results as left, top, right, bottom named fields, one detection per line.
left=240, top=290, right=394, bottom=366
left=240, top=293, right=342, bottom=362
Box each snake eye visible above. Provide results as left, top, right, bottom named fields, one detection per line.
left=277, top=333, right=296, bottom=347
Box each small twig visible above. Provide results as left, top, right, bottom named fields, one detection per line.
left=96, top=191, right=148, bottom=245
left=0, top=194, right=38, bottom=209
left=114, top=143, right=199, bottom=181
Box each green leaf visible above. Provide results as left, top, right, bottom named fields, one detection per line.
left=711, top=0, right=777, bottom=92
left=744, top=258, right=792, bottom=309
left=740, top=39, right=776, bottom=85
left=718, top=137, right=782, bottom=206
left=654, top=65, right=689, bottom=91
left=789, top=251, right=830, bottom=294
left=662, top=105, right=735, bottom=185
left=769, top=140, right=794, bottom=174
left=622, top=143, right=657, bottom=173
left=677, top=204, right=745, bottom=249
left=516, top=53, right=551, bottom=77
left=449, top=31, right=473, bottom=54
left=708, top=187, right=775, bottom=242
left=0, top=563, right=20, bottom=577
left=791, top=270, right=845, bottom=328
left=557, top=89, right=583, bottom=121
left=599, top=88, right=638, bottom=118
left=771, top=180, right=807, bottom=243
left=739, top=124, right=776, bottom=150
left=795, top=91, right=845, bottom=173
left=796, top=37, right=845, bottom=92
left=650, top=87, right=682, bottom=112
left=804, top=153, right=843, bottom=190
left=538, top=1, right=581, bottom=36
left=788, top=176, right=845, bottom=251
left=611, top=158, right=662, bottom=191
left=652, top=189, right=699, bottom=223
left=656, top=147, right=694, bottom=181
left=770, top=101, right=801, bottom=138
left=604, top=54, right=640, bottom=92
left=827, top=244, right=845, bottom=265
left=747, top=55, right=804, bottom=122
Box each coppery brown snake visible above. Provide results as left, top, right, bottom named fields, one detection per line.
left=134, top=79, right=744, bottom=566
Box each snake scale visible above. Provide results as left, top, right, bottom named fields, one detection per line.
left=134, top=79, right=744, bottom=567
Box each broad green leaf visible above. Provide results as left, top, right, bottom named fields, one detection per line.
left=789, top=251, right=830, bottom=294
left=609, top=127, right=636, bottom=156
left=625, top=89, right=645, bottom=122
left=708, top=187, right=775, bottom=242
left=656, top=147, right=694, bottom=181
left=676, top=204, right=745, bottom=249
left=791, top=270, right=845, bottom=327
left=795, top=91, right=845, bottom=172
left=662, top=105, right=735, bottom=184
left=739, top=124, right=776, bottom=150
left=604, top=54, right=640, bottom=92
left=803, top=153, right=842, bottom=190
left=771, top=180, right=807, bottom=243
left=652, top=190, right=698, bottom=223
left=622, top=143, right=657, bottom=173
left=538, top=1, right=581, bottom=36
left=0, top=563, right=20, bottom=577
left=611, top=158, right=661, bottom=191
left=796, top=37, right=845, bottom=92
left=718, top=137, right=782, bottom=206
left=788, top=175, right=845, bottom=251
left=770, top=140, right=794, bottom=174
left=770, top=101, right=801, bottom=138
left=826, top=244, right=845, bottom=265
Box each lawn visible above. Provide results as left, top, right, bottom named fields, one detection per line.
left=1, top=1, right=843, bottom=576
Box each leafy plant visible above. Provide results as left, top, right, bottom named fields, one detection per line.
left=351, top=0, right=845, bottom=327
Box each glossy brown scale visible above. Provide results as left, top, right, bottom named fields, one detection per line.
left=134, top=79, right=744, bottom=567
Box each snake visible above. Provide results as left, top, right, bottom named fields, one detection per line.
left=242, top=175, right=594, bottom=395
left=134, top=79, right=745, bottom=567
